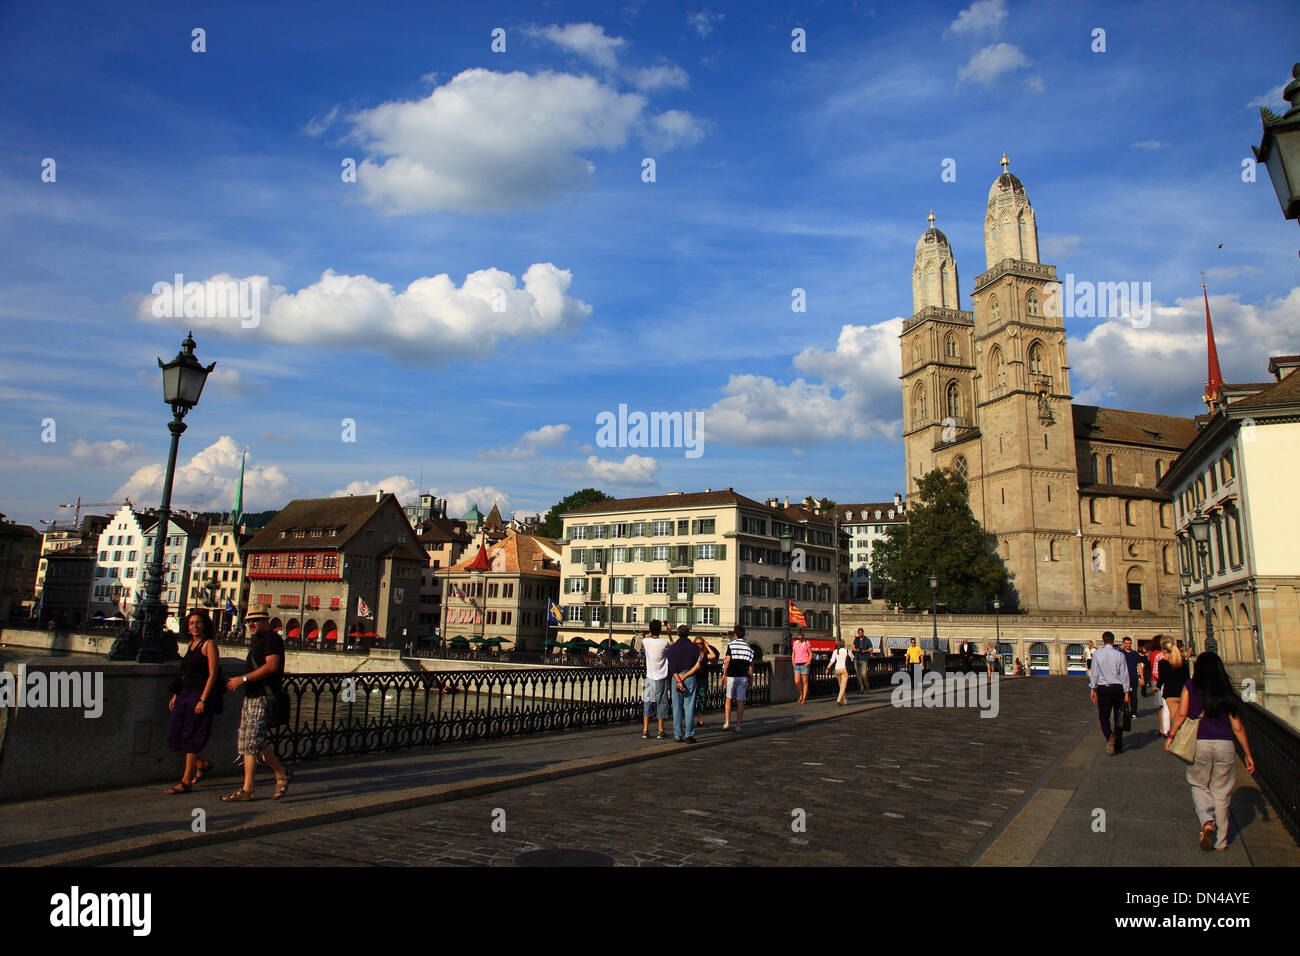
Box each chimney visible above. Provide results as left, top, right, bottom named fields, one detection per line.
left=376, top=490, right=384, bottom=502
left=704, top=488, right=711, bottom=493
left=894, top=492, right=902, bottom=508
left=784, top=496, right=789, bottom=508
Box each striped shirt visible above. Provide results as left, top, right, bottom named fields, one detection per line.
left=725, top=639, right=754, bottom=677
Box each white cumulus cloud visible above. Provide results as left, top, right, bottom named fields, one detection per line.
left=479, top=423, right=572, bottom=460
left=687, top=10, right=723, bottom=37
left=947, top=0, right=1007, bottom=35
left=114, top=437, right=295, bottom=513
left=958, top=43, right=1031, bottom=86
left=527, top=23, right=626, bottom=69
left=69, top=438, right=143, bottom=466
left=137, top=265, right=592, bottom=367
left=344, top=68, right=707, bottom=214
left=628, top=63, right=690, bottom=91
left=557, top=454, right=658, bottom=485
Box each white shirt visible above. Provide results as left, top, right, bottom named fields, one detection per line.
left=642, top=637, right=669, bottom=680
left=828, top=647, right=851, bottom=671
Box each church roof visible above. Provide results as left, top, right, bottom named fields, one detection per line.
left=915, top=211, right=952, bottom=257
left=988, top=154, right=1027, bottom=203
left=1072, top=405, right=1198, bottom=451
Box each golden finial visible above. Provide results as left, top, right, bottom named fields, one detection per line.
left=927, top=209, right=935, bottom=227
left=1000, top=152, right=1009, bottom=171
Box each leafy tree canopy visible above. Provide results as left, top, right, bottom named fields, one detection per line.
left=872, top=468, right=1009, bottom=610
left=540, top=488, right=613, bottom=538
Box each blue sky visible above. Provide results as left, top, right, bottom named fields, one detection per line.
left=2, top=0, right=1298, bottom=527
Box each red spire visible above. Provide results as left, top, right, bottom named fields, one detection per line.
left=1202, top=274, right=1225, bottom=411
left=464, top=536, right=492, bottom=572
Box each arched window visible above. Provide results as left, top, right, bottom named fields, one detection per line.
left=1028, top=342, right=1043, bottom=374
left=1155, top=460, right=1163, bottom=482
left=913, top=338, right=922, bottom=364
left=1125, top=500, right=1135, bottom=526
left=1106, top=456, right=1115, bottom=484
left=990, top=346, right=1006, bottom=388
left=1088, top=498, right=1099, bottom=523
left=946, top=381, right=962, bottom=418
left=913, top=383, right=927, bottom=422
left=1090, top=454, right=1099, bottom=484
left=1162, top=545, right=1171, bottom=574
left=989, top=295, right=1000, bottom=323
left=1026, top=289, right=1040, bottom=317
left=1049, top=539, right=1058, bottom=561
left=953, top=456, right=969, bottom=480
left=944, top=333, right=957, bottom=358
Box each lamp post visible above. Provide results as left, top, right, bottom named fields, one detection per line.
left=780, top=528, right=793, bottom=655
left=929, top=573, right=946, bottom=673
left=993, top=599, right=1001, bottom=665
left=1189, top=513, right=1216, bottom=653
left=112, top=332, right=213, bottom=662
left=1179, top=569, right=1194, bottom=655
left=1253, top=63, right=1300, bottom=244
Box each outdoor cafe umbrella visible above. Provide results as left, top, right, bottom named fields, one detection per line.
left=449, top=635, right=470, bottom=645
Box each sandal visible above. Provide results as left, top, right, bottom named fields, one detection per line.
left=194, top=759, right=214, bottom=783
left=272, top=771, right=293, bottom=801
left=1198, top=821, right=1215, bottom=851
left=164, top=781, right=192, bottom=795
left=221, top=788, right=256, bottom=802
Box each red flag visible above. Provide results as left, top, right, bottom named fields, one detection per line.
left=788, top=601, right=807, bottom=627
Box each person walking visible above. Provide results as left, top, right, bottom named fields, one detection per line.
left=666, top=623, right=702, bottom=743
left=1157, top=635, right=1191, bottom=737
left=1088, top=632, right=1131, bottom=754
left=792, top=630, right=812, bottom=705
left=222, top=609, right=292, bottom=801
left=852, top=628, right=873, bottom=696
left=692, top=636, right=719, bottom=728
left=826, top=638, right=852, bottom=705
left=164, top=609, right=221, bottom=794
left=985, top=641, right=998, bottom=678
left=905, top=638, right=924, bottom=668
left=1146, top=640, right=1166, bottom=698
left=640, top=620, right=671, bottom=740
left=1166, top=651, right=1256, bottom=851
left=722, top=624, right=754, bottom=731
left=1119, top=636, right=1143, bottom=728
left=1084, top=641, right=1096, bottom=674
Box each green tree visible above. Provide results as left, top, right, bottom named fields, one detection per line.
left=872, top=468, right=1009, bottom=609
left=539, top=488, right=613, bottom=538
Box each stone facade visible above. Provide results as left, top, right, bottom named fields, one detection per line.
left=901, top=158, right=1196, bottom=616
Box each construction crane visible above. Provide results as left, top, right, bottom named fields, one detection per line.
left=49, top=497, right=132, bottom=530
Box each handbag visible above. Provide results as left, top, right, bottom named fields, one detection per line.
left=1169, top=714, right=1199, bottom=764
left=268, top=686, right=291, bottom=727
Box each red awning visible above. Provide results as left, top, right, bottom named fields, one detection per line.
left=287, top=627, right=301, bottom=638
left=306, top=629, right=319, bottom=639
left=808, top=640, right=836, bottom=652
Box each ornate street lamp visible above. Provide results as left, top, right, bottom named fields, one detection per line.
left=1253, top=64, right=1300, bottom=233
left=1188, top=513, right=1217, bottom=653
left=112, top=332, right=214, bottom=662
left=1179, top=568, right=1195, bottom=655
left=993, top=599, right=1001, bottom=665
left=780, top=528, right=793, bottom=655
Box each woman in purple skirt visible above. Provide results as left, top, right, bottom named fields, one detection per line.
left=164, top=610, right=221, bottom=794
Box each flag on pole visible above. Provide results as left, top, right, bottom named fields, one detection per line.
left=232, top=449, right=246, bottom=526
left=547, top=599, right=563, bottom=624
left=225, top=598, right=237, bottom=615
left=358, top=596, right=371, bottom=618
left=788, top=601, right=807, bottom=627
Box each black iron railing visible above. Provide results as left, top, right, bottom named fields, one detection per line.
left=268, top=662, right=772, bottom=762
left=1238, top=702, right=1300, bottom=843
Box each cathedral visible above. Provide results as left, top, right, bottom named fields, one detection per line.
left=900, top=156, right=1198, bottom=615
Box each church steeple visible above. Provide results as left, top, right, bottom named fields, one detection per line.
left=1202, top=274, right=1226, bottom=411
left=912, top=211, right=960, bottom=312
left=984, top=154, right=1039, bottom=268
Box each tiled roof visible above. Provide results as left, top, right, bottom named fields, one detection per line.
left=415, top=514, right=470, bottom=545
left=1072, top=404, right=1198, bottom=451
left=441, top=531, right=561, bottom=576
left=244, top=494, right=423, bottom=560
left=484, top=503, right=505, bottom=531
left=838, top=502, right=907, bottom=522
left=562, top=489, right=771, bottom=517
left=1229, top=366, right=1300, bottom=410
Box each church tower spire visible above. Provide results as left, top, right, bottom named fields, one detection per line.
left=984, top=153, right=1039, bottom=268
left=912, top=211, right=960, bottom=312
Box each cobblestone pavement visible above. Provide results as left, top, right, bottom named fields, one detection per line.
left=124, top=678, right=1097, bottom=866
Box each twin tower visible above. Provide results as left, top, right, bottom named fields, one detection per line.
left=900, top=156, right=1082, bottom=612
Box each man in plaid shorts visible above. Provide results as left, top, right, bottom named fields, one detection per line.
left=222, top=609, right=292, bottom=801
